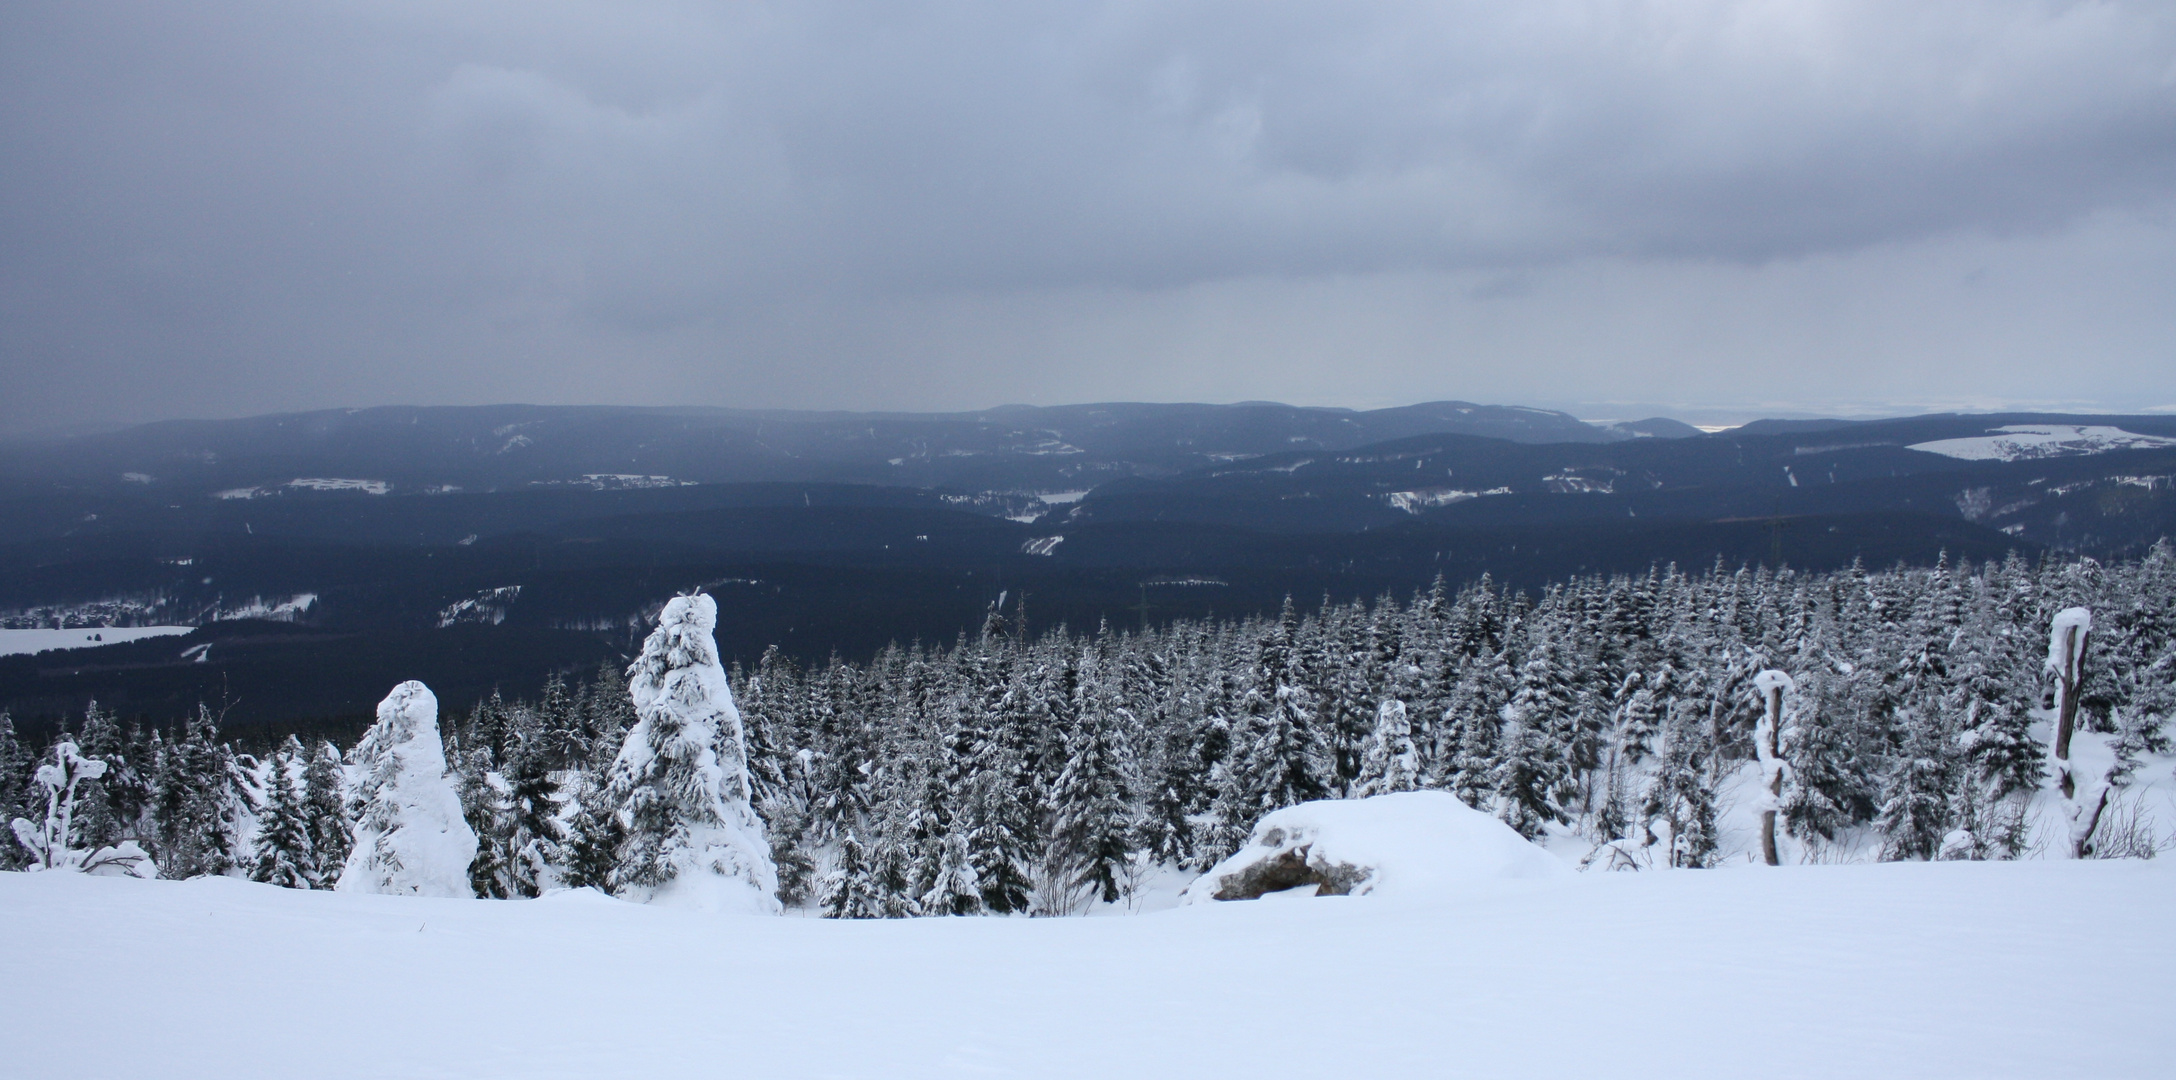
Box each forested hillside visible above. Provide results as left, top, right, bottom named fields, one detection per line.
left=9, top=545, right=2170, bottom=908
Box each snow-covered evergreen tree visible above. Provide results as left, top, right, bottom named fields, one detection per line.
left=1213, top=602, right=1332, bottom=843
left=248, top=737, right=313, bottom=889
left=920, top=830, right=982, bottom=915
left=822, top=829, right=885, bottom=918
left=1048, top=647, right=1139, bottom=906
left=300, top=739, right=350, bottom=887
left=606, top=593, right=780, bottom=913
left=337, top=681, right=478, bottom=898
left=66, top=702, right=144, bottom=853
left=1352, top=699, right=1420, bottom=797
left=1491, top=651, right=1577, bottom=840
left=1875, top=707, right=1955, bottom=861
left=152, top=706, right=241, bottom=879
left=0, top=712, right=33, bottom=872
left=1644, top=702, right=1719, bottom=868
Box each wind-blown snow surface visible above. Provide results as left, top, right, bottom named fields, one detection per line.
left=5, top=860, right=2169, bottom=1079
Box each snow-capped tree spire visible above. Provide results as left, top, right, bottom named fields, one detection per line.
left=607, top=592, right=780, bottom=913
left=1751, top=670, right=1794, bottom=866
left=337, top=681, right=478, bottom=897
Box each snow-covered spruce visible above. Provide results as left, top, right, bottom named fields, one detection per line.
left=337, top=681, right=478, bottom=898
left=606, top=593, right=780, bottom=913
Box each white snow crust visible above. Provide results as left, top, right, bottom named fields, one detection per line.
left=0, top=626, right=193, bottom=657
left=1906, top=425, right=2176, bottom=461
left=337, top=681, right=478, bottom=898
left=5, top=859, right=2169, bottom=1078
left=1182, top=791, right=1567, bottom=903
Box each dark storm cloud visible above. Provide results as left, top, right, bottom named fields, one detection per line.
left=4, top=1, right=2175, bottom=430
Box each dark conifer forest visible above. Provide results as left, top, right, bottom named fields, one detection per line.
left=10, top=545, right=2170, bottom=908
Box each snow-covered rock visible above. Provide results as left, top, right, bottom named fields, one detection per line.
left=337, top=681, right=478, bottom=898
left=1182, top=791, right=1567, bottom=903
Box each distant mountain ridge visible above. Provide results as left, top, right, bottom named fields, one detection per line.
left=0, top=401, right=1687, bottom=500
left=5, top=401, right=2174, bottom=727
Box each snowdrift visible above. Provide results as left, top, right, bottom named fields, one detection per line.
left=1183, top=791, right=1567, bottom=903
left=9, top=859, right=2171, bottom=1079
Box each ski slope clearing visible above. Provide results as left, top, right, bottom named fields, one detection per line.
left=0, top=626, right=192, bottom=657
left=1906, top=424, right=2176, bottom=461
left=6, top=860, right=2167, bottom=1080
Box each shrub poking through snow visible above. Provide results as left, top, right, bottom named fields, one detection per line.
left=607, top=593, right=780, bottom=913
left=337, top=681, right=478, bottom=897
left=9, top=740, right=155, bottom=877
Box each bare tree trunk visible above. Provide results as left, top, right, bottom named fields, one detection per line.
left=2052, top=622, right=2084, bottom=800
left=1752, top=670, right=1793, bottom=866
left=2045, top=612, right=2094, bottom=856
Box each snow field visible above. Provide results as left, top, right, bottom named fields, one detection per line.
left=5, top=858, right=2169, bottom=1080
left=1906, top=425, right=2176, bottom=461
left=0, top=626, right=193, bottom=657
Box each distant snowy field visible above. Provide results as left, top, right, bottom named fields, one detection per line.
left=1907, top=424, right=2176, bottom=461
left=0, top=626, right=192, bottom=657
left=5, top=860, right=2169, bottom=1080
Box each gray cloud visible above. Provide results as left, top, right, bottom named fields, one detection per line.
left=4, top=1, right=2174, bottom=430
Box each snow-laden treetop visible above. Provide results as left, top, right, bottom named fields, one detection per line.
left=623, top=592, right=753, bottom=804
left=1753, top=669, right=1796, bottom=696
left=353, top=680, right=447, bottom=778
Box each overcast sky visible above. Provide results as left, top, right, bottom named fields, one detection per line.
left=4, top=1, right=2173, bottom=432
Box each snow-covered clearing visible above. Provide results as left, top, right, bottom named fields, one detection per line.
left=1383, top=486, right=1511, bottom=512
left=1907, top=425, right=2176, bottom=461
left=288, top=478, right=391, bottom=494
left=5, top=859, right=2166, bottom=1079
left=0, top=625, right=193, bottom=657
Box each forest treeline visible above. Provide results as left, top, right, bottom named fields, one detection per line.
left=6, top=545, right=2172, bottom=914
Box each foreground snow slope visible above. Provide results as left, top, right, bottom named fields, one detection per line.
left=6, top=861, right=2168, bottom=1080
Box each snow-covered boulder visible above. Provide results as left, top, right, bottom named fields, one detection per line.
left=1182, top=791, right=1567, bottom=903
left=337, top=681, right=478, bottom=898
